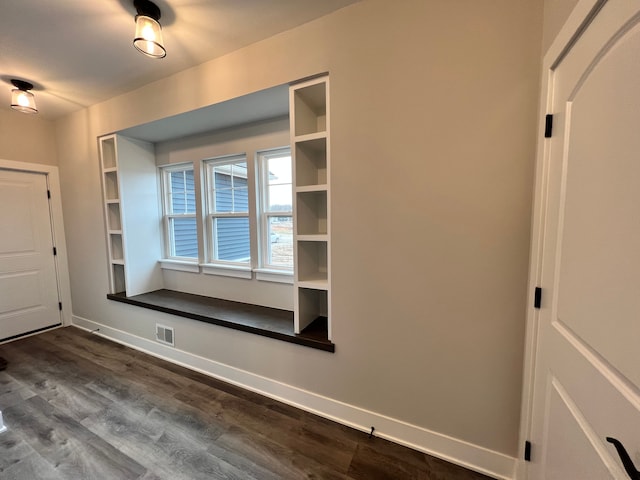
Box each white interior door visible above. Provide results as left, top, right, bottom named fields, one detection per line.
left=528, top=1, right=640, bottom=479
left=0, top=169, right=61, bottom=341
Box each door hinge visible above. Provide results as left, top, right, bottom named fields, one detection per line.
left=53, top=247, right=57, bottom=256
left=524, top=440, right=532, bottom=462
left=47, top=189, right=51, bottom=199
left=534, top=287, right=542, bottom=309
left=544, top=114, right=553, bottom=138
left=58, top=302, right=62, bottom=311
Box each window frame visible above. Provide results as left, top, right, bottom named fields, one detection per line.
left=160, top=163, right=199, bottom=262
left=203, top=154, right=252, bottom=268
left=257, top=147, right=293, bottom=273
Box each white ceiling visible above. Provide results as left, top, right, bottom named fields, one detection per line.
left=0, top=0, right=359, bottom=120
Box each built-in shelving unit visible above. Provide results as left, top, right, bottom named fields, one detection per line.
left=99, top=135, right=126, bottom=294
left=291, top=75, right=331, bottom=340
left=98, top=134, right=163, bottom=297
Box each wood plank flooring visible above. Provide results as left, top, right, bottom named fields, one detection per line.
left=0, top=327, right=493, bottom=479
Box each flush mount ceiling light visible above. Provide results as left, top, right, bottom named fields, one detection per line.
left=133, top=0, right=166, bottom=58
left=10, top=79, right=38, bottom=114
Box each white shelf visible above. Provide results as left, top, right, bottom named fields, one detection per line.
left=111, top=259, right=125, bottom=266
left=296, top=234, right=328, bottom=242
left=103, top=166, right=118, bottom=173
left=294, top=131, right=327, bottom=144
left=297, top=278, right=329, bottom=290
left=296, top=185, right=327, bottom=193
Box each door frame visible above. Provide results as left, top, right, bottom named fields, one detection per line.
left=0, top=159, right=72, bottom=338
left=516, top=1, right=609, bottom=478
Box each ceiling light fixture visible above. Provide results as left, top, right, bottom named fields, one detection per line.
left=10, top=79, right=38, bottom=114
left=133, top=0, right=166, bottom=59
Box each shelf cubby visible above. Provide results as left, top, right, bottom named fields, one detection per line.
left=107, top=202, right=122, bottom=231
left=110, top=234, right=124, bottom=261
left=295, top=137, right=327, bottom=187
left=297, top=241, right=328, bottom=287
left=112, top=264, right=126, bottom=294
left=103, top=171, right=119, bottom=201
left=100, top=137, right=117, bottom=169
left=296, top=191, right=327, bottom=236
left=297, top=288, right=328, bottom=333
left=294, top=82, right=327, bottom=136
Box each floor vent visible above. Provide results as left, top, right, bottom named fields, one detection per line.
left=156, top=324, right=174, bottom=346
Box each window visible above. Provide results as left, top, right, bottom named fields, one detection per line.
left=204, top=156, right=251, bottom=265
left=158, top=148, right=292, bottom=280
left=258, top=148, right=293, bottom=270
left=161, top=164, right=198, bottom=260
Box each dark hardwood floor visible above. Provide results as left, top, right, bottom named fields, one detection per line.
left=0, top=327, right=493, bottom=479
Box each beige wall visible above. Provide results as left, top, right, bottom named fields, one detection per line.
left=542, top=0, right=580, bottom=53
left=55, top=0, right=543, bottom=458
left=0, top=109, right=58, bottom=165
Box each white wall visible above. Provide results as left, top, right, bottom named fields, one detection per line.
left=54, top=0, right=543, bottom=468
left=155, top=117, right=293, bottom=310
left=0, top=109, right=58, bottom=165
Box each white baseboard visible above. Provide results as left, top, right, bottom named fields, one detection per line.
left=0, top=411, right=7, bottom=434
left=514, top=459, right=527, bottom=480
left=72, top=314, right=516, bottom=480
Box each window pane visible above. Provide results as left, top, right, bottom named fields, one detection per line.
left=214, top=185, right=233, bottom=213
left=267, top=216, right=293, bottom=268
left=266, top=155, right=292, bottom=210
left=268, top=184, right=292, bottom=211
left=267, top=155, right=292, bottom=184
left=213, top=163, right=248, bottom=213
left=169, top=169, right=196, bottom=214
left=213, top=217, right=250, bottom=263
left=169, top=216, right=198, bottom=258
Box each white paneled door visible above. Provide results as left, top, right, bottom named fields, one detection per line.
left=0, top=169, right=61, bottom=341
left=528, top=1, right=640, bottom=479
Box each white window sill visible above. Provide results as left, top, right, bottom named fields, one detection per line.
left=254, top=268, right=294, bottom=284
left=158, top=261, right=292, bottom=284
left=201, top=263, right=252, bottom=279
left=159, top=259, right=200, bottom=273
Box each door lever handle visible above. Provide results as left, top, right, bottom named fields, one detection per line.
left=606, top=437, right=640, bottom=480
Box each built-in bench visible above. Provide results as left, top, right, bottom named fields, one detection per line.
left=107, top=289, right=334, bottom=353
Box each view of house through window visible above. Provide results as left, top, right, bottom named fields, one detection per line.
left=159, top=147, right=293, bottom=275
left=162, top=165, right=198, bottom=259
left=205, top=156, right=251, bottom=264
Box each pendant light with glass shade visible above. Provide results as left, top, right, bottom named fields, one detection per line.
left=133, top=0, right=166, bottom=58
left=10, top=79, right=38, bottom=114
